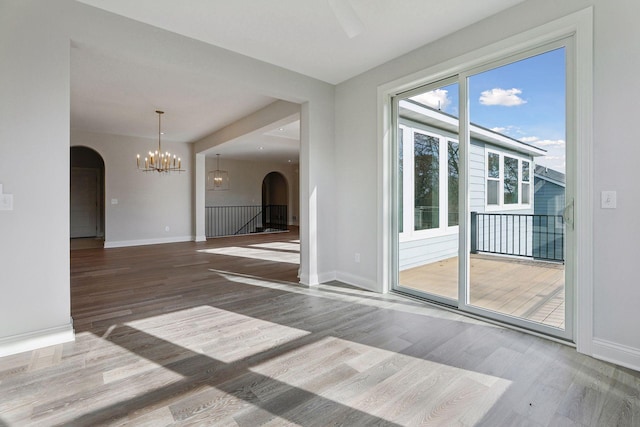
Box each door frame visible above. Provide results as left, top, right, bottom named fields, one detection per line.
left=378, top=8, right=593, bottom=351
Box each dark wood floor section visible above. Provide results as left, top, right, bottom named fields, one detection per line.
left=1, top=230, right=639, bottom=426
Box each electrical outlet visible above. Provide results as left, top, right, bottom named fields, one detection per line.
left=354, top=253, right=360, bottom=263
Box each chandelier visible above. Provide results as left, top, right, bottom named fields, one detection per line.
left=207, top=154, right=229, bottom=190
left=137, top=110, right=184, bottom=173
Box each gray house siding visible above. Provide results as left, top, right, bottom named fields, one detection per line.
left=532, top=172, right=565, bottom=261
left=534, top=177, right=565, bottom=216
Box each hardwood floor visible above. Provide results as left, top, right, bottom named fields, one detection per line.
left=400, top=254, right=565, bottom=328
left=0, top=230, right=639, bottom=426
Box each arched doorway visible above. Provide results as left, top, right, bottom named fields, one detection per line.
left=70, top=146, right=105, bottom=248
left=261, top=171, right=288, bottom=231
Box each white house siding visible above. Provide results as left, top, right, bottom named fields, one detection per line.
left=399, top=128, right=538, bottom=270
left=399, top=233, right=458, bottom=270
left=469, top=139, right=486, bottom=213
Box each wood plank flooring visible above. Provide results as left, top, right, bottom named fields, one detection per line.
left=0, top=230, right=638, bottom=426
left=400, top=254, right=565, bottom=328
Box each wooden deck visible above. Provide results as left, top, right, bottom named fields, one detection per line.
left=400, top=254, right=565, bottom=328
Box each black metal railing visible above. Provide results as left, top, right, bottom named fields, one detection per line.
left=262, top=204, right=288, bottom=232
left=205, top=205, right=288, bottom=238
left=471, top=212, right=564, bottom=262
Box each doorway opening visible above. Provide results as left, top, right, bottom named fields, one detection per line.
left=261, top=171, right=289, bottom=232
left=70, top=146, right=105, bottom=249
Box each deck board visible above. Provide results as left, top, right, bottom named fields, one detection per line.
left=400, top=254, right=565, bottom=328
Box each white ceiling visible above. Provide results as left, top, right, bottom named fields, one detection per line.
left=72, top=0, right=524, bottom=162
left=71, top=44, right=277, bottom=143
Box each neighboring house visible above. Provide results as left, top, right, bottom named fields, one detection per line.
left=534, top=164, right=566, bottom=216
left=398, top=99, right=546, bottom=270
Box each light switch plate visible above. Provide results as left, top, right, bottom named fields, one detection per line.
left=601, top=191, right=617, bottom=209
left=0, top=194, right=14, bottom=211
left=111, top=198, right=118, bottom=205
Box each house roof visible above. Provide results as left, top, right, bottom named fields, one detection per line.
left=399, top=99, right=547, bottom=158
left=534, top=164, right=566, bottom=186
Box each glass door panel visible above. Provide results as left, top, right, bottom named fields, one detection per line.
left=466, top=46, right=570, bottom=338
left=395, top=80, right=460, bottom=305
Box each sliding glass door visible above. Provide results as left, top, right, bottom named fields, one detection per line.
left=392, top=39, right=574, bottom=341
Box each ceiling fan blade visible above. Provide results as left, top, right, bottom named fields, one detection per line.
left=328, top=0, right=364, bottom=39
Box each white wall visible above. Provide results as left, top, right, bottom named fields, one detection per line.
left=334, top=0, right=640, bottom=368
left=0, top=1, right=74, bottom=355
left=205, top=157, right=299, bottom=225
left=71, top=130, right=192, bottom=247
left=591, top=0, right=640, bottom=365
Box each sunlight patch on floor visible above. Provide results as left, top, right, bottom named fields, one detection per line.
left=125, top=306, right=310, bottom=364
left=248, top=335, right=512, bottom=425
left=198, top=246, right=300, bottom=264
left=248, top=241, right=300, bottom=251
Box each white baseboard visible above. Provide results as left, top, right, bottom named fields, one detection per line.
left=592, top=338, right=640, bottom=372
left=299, top=271, right=336, bottom=287
left=299, top=270, right=379, bottom=292
left=335, top=271, right=379, bottom=292
left=104, top=235, right=193, bottom=248
left=299, top=273, right=319, bottom=287
left=0, top=320, right=75, bottom=357
left=194, top=235, right=207, bottom=242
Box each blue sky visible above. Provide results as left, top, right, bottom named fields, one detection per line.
left=411, top=47, right=566, bottom=172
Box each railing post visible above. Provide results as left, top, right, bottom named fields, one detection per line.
left=471, top=211, right=478, bottom=254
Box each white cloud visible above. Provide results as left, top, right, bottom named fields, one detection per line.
left=520, top=136, right=539, bottom=143
left=410, top=89, right=451, bottom=111
left=537, top=156, right=566, bottom=173
left=519, top=136, right=565, bottom=147
left=479, top=88, right=527, bottom=106
left=489, top=125, right=524, bottom=137
left=534, top=139, right=565, bottom=147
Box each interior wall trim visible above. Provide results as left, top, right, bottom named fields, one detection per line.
left=0, top=320, right=75, bottom=358
left=104, top=235, right=193, bottom=249
left=592, top=338, right=640, bottom=372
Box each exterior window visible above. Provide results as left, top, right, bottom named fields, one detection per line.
left=398, top=125, right=459, bottom=240
left=414, top=132, right=439, bottom=230
left=448, top=141, right=459, bottom=226
left=522, top=160, right=530, bottom=204
left=504, top=156, right=519, bottom=204
left=486, top=151, right=532, bottom=208
left=487, top=152, right=500, bottom=205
